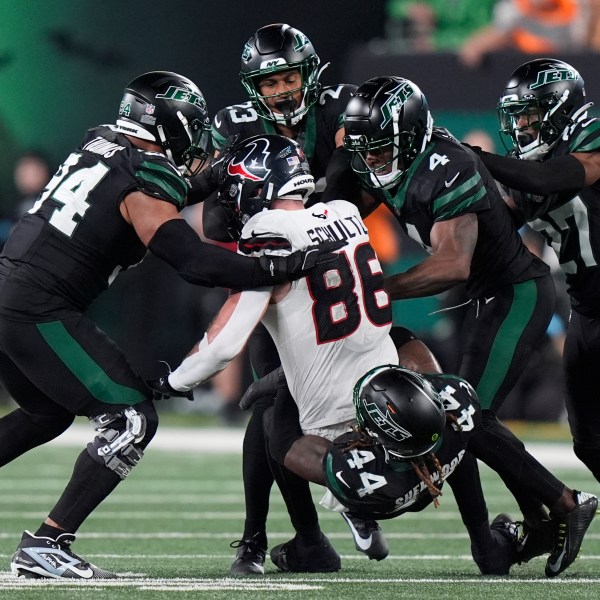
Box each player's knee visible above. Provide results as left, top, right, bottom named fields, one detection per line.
left=86, top=401, right=158, bottom=479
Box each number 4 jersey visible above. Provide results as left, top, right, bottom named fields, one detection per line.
left=0, top=126, right=188, bottom=321
left=238, top=200, right=397, bottom=430
left=323, top=373, right=480, bottom=520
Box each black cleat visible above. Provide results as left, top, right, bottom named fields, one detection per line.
left=515, top=516, right=554, bottom=564
left=545, top=490, right=598, bottom=578
left=474, top=513, right=519, bottom=575
left=270, top=533, right=341, bottom=573
left=229, top=534, right=266, bottom=576
left=11, top=530, right=116, bottom=579
left=341, top=512, right=389, bottom=560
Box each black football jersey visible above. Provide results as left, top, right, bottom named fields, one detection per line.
left=511, top=118, right=600, bottom=315
left=369, top=130, right=549, bottom=298
left=211, top=84, right=356, bottom=182
left=323, top=373, right=480, bottom=520
left=0, top=126, right=188, bottom=320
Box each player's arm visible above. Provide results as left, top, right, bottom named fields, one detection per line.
left=383, top=213, right=477, bottom=299
left=121, top=191, right=341, bottom=289
left=471, top=149, right=587, bottom=195
left=167, top=287, right=272, bottom=391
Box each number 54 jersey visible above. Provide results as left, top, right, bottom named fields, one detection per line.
left=323, top=373, right=480, bottom=520
left=0, top=126, right=187, bottom=321
left=238, top=200, right=396, bottom=431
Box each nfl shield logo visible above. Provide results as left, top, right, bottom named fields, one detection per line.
left=146, top=104, right=156, bottom=115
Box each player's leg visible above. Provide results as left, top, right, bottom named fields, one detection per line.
left=230, top=324, right=281, bottom=575
left=2, top=315, right=158, bottom=579
left=563, top=310, right=600, bottom=481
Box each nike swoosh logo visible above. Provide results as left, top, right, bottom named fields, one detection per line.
left=335, top=470, right=350, bottom=487
left=342, top=513, right=373, bottom=550
left=484, top=297, right=495, bottom=304
left=444, top=173, right=460, bottom=188
left=546, top=546, right=567, bottom=573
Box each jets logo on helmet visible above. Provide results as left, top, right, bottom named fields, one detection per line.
left=380, top=82, right=414, bottom=129
left=155, top=86, right=207, bottom=110
left=529, top=68, right=577, bottom=90
left=364, top=400, right=414, bottom=443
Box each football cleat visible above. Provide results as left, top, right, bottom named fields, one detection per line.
left=270, top=533, right=341, bottom=573
left=229, top=534, right=266, bottom=576
left=11, top=530, right=116, bottom=579
left=545, top=490, right=599, bottom=578
left=341, top=512, right=389, bottom=560
left=474, top=513, right=519, bottom=575
left=515, top=516, right=554, bottom=564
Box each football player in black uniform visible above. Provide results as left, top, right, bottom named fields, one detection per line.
left=465, top=58, right=600, bottom=487
left=329, top=76, right=599, bottom=577
left=202, top=24, right=371, bottom=576
left=0, top=70, right=338, bottom=580
left=254, top=362, right=597, bottom=578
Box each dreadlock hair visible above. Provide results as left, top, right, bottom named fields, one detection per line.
left=410, top=452, right=444, bottom=508
left=409, top=412, right=461, bottom=507
left=339, top=425, right=376, bottom=453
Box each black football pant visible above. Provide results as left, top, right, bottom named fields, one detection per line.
left=457, top=276, right=566, bottom=517
left=240, top=324, right=320, bottom=546
left=563, top=309, right=600, bottom=482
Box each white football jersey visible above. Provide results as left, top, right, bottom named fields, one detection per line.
left=239, top=200, right=397, bottom=430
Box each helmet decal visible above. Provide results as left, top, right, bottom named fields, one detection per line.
left=380, top=82, right=414, bottom=129
left=227, top=137, right=272, bottom=182
left=155, top=86, right=207, bottom=110
left=529, top=67, right=577, bottom=90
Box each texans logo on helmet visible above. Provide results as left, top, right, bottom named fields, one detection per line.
left=228, top=137, right=272, bottom=181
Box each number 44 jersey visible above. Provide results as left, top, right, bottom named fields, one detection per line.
left=323, top=373, right=480, bottom=520
left=0, top=126, right=188, bottom=320
left=238, top=199, right=397, bottom=431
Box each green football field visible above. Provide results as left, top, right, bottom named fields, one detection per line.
left=0, top=424, right=599, bottom=600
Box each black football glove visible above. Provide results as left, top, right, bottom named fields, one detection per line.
left=258, top=240, right=346, bottom=284
left=239, top=366, right=286, bottom=410
left=146, top=376, right=194, bottom=402
left=461, top=142, right=484, bottom=158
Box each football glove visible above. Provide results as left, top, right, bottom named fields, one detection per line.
left=146, top=376, right=194, bottom=402
left=239, top=366, right=286, bottom=410
left=258, top=240, right=345, bottom=283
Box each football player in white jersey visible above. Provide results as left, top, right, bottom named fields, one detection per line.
left=150, top=133, right=397, bottom=572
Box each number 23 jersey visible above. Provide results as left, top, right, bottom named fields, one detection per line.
left=323, top=373, right=480, bottom=519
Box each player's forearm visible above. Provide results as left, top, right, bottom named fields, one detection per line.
left=383, top=254, right=469, bottom=300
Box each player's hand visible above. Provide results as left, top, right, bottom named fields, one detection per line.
left=239, top=366, right=286, bottom=410
left=146, top=376, right=194, bottom=401
left=258, top=240, right=345, bottom=282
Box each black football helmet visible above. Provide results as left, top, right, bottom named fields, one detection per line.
left=353, top=365, right=445, bottom=460
left=497, top=58, right=591, bottom=160
left=343, top=76, right=433, bottom=189
left=217, top=134, right=315, bottom=239
left=240, top=23, right=322, bottom=126
left=115, top=71, right=211, bottom=175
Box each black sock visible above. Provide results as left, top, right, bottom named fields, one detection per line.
left=34, top=523, right=68, bottom=539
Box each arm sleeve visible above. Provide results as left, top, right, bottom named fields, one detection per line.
left=480, top=152, right=585, bottom=195
left=148, top=218, right=272, bottom=289
left=168, top=288, right=272, bottom=391
left=320, top=146, right=363, bottom=204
